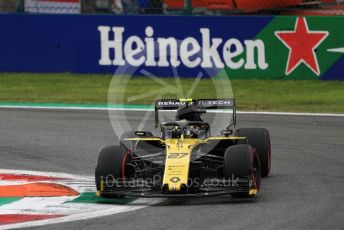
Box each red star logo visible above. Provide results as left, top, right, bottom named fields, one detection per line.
left=275, top=17, right=329, bottom=76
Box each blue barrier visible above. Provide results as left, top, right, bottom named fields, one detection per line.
left=0, top=14, right=342, bottom=79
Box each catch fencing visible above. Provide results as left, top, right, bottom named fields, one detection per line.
left=0, top=0, right=344, bottom=15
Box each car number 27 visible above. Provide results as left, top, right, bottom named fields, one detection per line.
left=168, top=153, right=188, bottom=159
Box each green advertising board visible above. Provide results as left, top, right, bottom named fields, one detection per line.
left=223, top=16, right=344, bottom=80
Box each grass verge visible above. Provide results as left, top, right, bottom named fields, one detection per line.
left=0, top=73, right=343, bottom=113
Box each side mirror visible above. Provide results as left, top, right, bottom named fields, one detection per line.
left=221, top=130, right=233, bottom=136
left=135, top=131, right=152, bottom=137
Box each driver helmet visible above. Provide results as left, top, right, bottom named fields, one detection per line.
left=176, top=105, right=203, bottom=122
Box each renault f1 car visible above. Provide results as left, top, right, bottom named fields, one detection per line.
left=95, top=99, right=271, bottom=198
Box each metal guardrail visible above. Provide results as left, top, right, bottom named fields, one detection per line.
left=0, top=0, right=343, bottom=15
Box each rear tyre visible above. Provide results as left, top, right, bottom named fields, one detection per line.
left=224, top=144, right=260, bottom=198
left=235, top=128, right=271, bottom=177
left=95, top=145, right=128, bottom=198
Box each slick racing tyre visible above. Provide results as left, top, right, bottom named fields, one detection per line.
left=224, top=144, right=261, bottom=198
left=235, top=128, right=271, bottom=177
left=95, top=145, right=129, bottom=197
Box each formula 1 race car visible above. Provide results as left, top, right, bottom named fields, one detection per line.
left=95, top=99, right=271, bottom=198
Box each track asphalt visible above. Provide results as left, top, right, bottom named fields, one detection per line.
left=0, top=108, right=343, bottom=230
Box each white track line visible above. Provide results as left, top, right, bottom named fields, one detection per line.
left=0, top=200, right=158, bottom=230
left=236, top=111, right=344, bottom=117
left=0, top=105, right=343, bottom=117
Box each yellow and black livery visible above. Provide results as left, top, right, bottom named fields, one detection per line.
left=95, top=98, right=271, bottom=198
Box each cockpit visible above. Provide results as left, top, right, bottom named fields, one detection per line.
left=161, top=122, right=210, bottom=139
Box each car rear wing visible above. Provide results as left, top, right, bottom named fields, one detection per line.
left=154, top=98, right=236, bottom=128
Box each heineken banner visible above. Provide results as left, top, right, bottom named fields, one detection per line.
left=0, top=14, right=343, bottom=80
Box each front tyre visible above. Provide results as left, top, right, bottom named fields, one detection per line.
left=224, top=144, right=261, bottom=198
left=95, top=145, right=128, bottom=197
left=235, top=128, right=271, bottom=177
